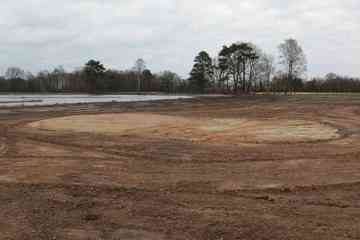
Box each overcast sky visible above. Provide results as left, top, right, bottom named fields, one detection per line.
left=0, top=0, right=359, bottom=78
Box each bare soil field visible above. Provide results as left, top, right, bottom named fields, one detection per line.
left=0, top=94, right=360, bottom=239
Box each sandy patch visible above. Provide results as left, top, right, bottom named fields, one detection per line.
left=218, top=179, right=285, bottom=191
left=0, top=175, right=17, bottom=183
left=28, top=113, right=340, bottom=144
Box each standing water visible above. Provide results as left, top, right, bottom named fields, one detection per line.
left=0, top=94, right=193, bottom=107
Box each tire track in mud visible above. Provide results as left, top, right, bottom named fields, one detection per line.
left=15, top=131, right=360, bottom=199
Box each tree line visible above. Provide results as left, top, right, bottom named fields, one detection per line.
left=189, top=38, right=360, bottom=93
left=189, top=38, right=306, bottom=93
left=1, top=38, right=359, bottom=94
left=0, top=59, right=186, bottom=93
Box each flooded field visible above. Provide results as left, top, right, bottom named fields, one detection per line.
left=0, top=94, right=193, bottom=107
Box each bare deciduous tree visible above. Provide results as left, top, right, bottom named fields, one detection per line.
left=5, top=67, right=25, bottom=80
left=133, top=58, right=146, bottom=92
left=254, top=52, right=275, bottom=91
left=278, top=38, right=307, bottom=92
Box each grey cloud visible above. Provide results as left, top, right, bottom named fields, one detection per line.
left=0, top=0, right=359, bottom=77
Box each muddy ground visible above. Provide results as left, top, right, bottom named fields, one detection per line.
left=0, top=94, right=360, bottom=240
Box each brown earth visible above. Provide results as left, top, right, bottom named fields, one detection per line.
left=28, top=113, right=339, bottom=144
left=0, top=94, right=360, bottom=239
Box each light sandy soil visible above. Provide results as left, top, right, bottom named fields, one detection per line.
left=0, top=95, right=360, bottom=239
left=29, top=113, right=340, bottom=144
